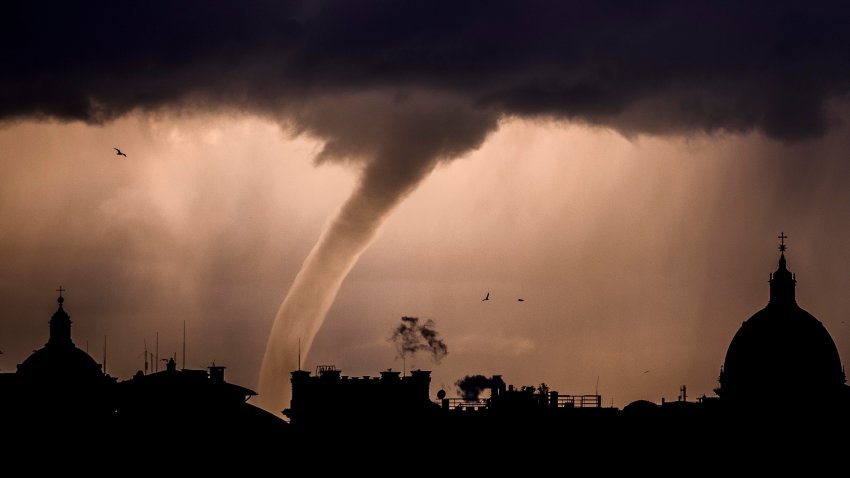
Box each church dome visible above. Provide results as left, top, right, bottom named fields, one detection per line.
left=18, top=344, right=102, bottom=380
left=17, top=291, right=103, bottom=382
left=719, top=237, right=845, bottom=403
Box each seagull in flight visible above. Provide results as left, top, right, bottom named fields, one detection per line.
left=482, top=292, right=490, bottom=301
left=113, top=147, right=127, bottom=157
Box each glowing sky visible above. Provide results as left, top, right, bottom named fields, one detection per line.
left=3, top=1, right=850, bottom=411
left=3, top=113, right=850, bottom=408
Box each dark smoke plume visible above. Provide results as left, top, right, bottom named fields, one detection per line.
left=456, top=375, right=495, bottom=401
left=390, top=316, right=448, bottom=363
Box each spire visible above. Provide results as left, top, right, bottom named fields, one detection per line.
left=48, top=286, right=73, bottom=347
left=769, top=233, right=796, bottom=305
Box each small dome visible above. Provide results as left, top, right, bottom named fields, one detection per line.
left=623, top=400, right=659, bottom=415
left=17, top=291, right=103, bottom=382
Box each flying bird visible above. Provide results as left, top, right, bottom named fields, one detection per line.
left=482, top=292, right=490, bottom=301
left=643, top=370, right=650, bottom=374
left=517, top=298, right=525, bottom=302
left=113, top=147, right=127, bottom=157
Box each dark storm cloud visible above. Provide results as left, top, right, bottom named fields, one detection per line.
left=3, top=0, right=850, bottom=140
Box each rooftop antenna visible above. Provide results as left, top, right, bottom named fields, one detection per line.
left=155, top=332, right=159, bottom=373
left=298, top=337, right=301, bottom=371
left=144, top=340, right=149, bottom=374
left=182, top=320, right=186, bottom=370
left=595, top=376, right=600, bottom=396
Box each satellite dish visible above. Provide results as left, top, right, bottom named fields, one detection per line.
left=437, top=389, right=446, bottom=400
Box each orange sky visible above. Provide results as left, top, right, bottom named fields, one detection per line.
left=3, top=113, right=850, bottom=408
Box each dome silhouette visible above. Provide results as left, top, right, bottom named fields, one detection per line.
left=623, top=399, right=659, bottom=415
left=719, top=241, right=845, bottom=404
left=17, top=291, right=103, bottom=382
left=18, top=344, right=102, bottom=381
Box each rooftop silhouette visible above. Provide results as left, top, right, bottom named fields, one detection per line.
left=0, top=290, right=288, bottom=460
left=2, top=235, right=850, bottom=464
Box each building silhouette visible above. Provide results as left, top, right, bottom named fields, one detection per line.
left=0, top=290, right=288, bottom=458
left=718, top=237, right=847, bottom=409
left=2, top=290, right=114, bottom=430
left=285, top=366, right=438, bottom=435
left=17, top=289, right=105, bottom=381
left=115, top=357, right=289, bottom=443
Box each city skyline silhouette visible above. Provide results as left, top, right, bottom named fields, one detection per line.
left=3, top=235, right=847, bottom=412
left=2, top=237, right=848, bottom=468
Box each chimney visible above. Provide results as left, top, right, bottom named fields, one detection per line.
left=491, top=375, right=506, bottom=398
left=409, top=370, right=432, bottom=401
left=289, top=370, right=312, bottom=425
left=209, top=365, right=225, bottom=382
